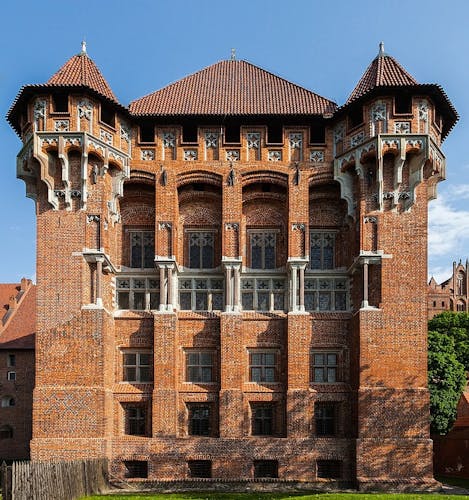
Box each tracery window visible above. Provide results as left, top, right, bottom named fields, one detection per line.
left=249, top=231, right=277, bottom=269
left=179, top=277, right=224, bottom=311
left=304, top=277, right=348, bottom=311
left=116, top=277, right=159, bottom=310
left=241, top=277, right=286, bottom=312
left=130, top=231, right=154, bottom=269
left=188, top=231, right=214, bottom=269
left=310, top=232, right=335, bottom=270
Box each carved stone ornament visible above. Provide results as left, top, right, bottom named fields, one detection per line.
left=394, top=121, right=411, bottom=134
left=289, top=133, right=302, bottom=149
left=158, top=222, right=172, bottom=230
left=71, top=190, right=81, bottom=198
left=418, top=100, right=429, bottom=121
left=184, top=149, right=198, bottom=161
left=371, top=102, right=386, bottom=121
left=226, top=150, right=240, bottom=162
left=87, top=215, right=100, bottom=223
left=364, top=216, right=377, bottom=224
left=65, top=136, right=82, bottom=147
left=205, top=132, right=218, bottom=148
left=406, top=139, right=423, bottom=149
left=163, top=132, right=175, bottom=148
left=383, top=192, right=395, bottom=200
left=310, top=150, right=324, bottom=162
left=77, top=100, right=93, bottom=120
left=398, top=191, right=411, bottom=200
left=334, top=125, right=345, bottom=143
left=350, top=131, right=365, bottom=147
left=292, top=223, right=306, bottom=231
left=54, top=190, right=66, bottom=198
left=120, top=124, right=130, bottom=142
left=247, top=132, right=260, bottom=149
left=225, top=222, right=239, bottom=230
left=100, top=129, right=113, bottom=146
left=141, top=149, right=155, bottom=161
left=54, top=120, right=70, bottom=132
left=34, top=100, right=46, bottom=120
left=268, top=150, right=282, bottom=162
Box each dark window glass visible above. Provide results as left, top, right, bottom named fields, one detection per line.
left=101, top=104, right=115, bottom=127
left=312, top=352, right=338, bottom=383
left=188, top=460, right=211, bottom=478
left=188, top=232, right=214, bottom=269
left=130, top=231, right=154, bottom=269
left=250, top=232, right=276, bottom=269
left=123, top=352, right=152, bottom=382
left=125, top=406, right=147, bottom=436
left=310, top=232, right=335, bottom=270
left=186, top=352, right=213, bottom=382
left=189, top=405, right=211, bottom=436
left=139, top=123, right=154, bottom=143
left=310, top=122, right=326, bottom=143
left=252, top=405, right=274, bottom=435
left=124, top=461, right=148, bottom=478
left=315, top=402, right=336, bottom=436
left=52, top=93, right=68, bottom=112
left=7, top=354, right=15, bottom=367
left=0, top=425, right=13, bottom=439
left=254, top=460, right=278, bottom=478
left=250, top=352, right=277, bottom=383
left=182, top=123, right=198, bottom=143
left=349, top=106, right=363, bottom=127
left=395, top=94, right=412, bottom=114
left=317, top=460, right=341, bottom=479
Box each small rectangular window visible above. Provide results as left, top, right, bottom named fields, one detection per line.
left=188, top=460, right=211, bottom=478
left=124, top=460, right=148, bottom=478
left=186, top=351, right=214, bottom=383
left=7, top=372, right=16, bottom=381
left=315, top=402, right=337, bottom=436
left=123, top=352, right=153, bottom=383
left=254, top=460, right=278, bottom=478
left=52, top=93, right=69, bottom=112
left=249, top=351, right=277, bottom=383
left=182, top=123, right=198, bottom=143
left=178, top=277, right=224, bottom=311
left=7, top=354, right=16, bottom=367
left=124, top=405, right=148, bottom=436
left=312, top=352, right=339, bottom=383
left=317, top=460, right=341, bottom=479
left=310, top=122, right=326, bottom=144
left=188, top=404, right=211, bottom=436
left=100, top=103, right=115, bottom=127
left=395, top=94, right=412, bottom=114
left=251, top=404, right=274, bottom=436
left=116, top=277, right=159, bottom=311
left=139, top=123, right=155, bottom=143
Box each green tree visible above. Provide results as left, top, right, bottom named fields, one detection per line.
left=428, top=312, right=469, bottom=370
left=428, top=328, right=466, bottom=435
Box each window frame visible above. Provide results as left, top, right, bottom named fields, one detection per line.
left=185, top=229, right=216, bottom=270
left=116, top=276, right=160, bottom=311
left=7, top=371, right=16, bottom=381
left=129, top=230, right=155, bottom=269
left=122, top=351, right=153, bottom=384
left=304, top=276, right=349, bottom=312
left=251, top=403, right=275, bottom=436
left=7, top=354, right=16, bottom=367
left=309, top=231, right=336, bottom=270
left=178, top=276, right=224, bottom=312
left=311, top=351, right=340, bottom=384
left=185, top=350, right=215, bottom=384
left=187, top=403, right=212, bottom=437
left=314, top=402, right=337, bottom=436
left=248, top=350, right=278, bottom=384
left=247, top=229, right=279, bottom=270
left=241, top=276, right=286, bottom=312
left=123, top=403, right=149, bottom=436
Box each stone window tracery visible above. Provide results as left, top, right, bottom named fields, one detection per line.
left=179, top=277, right=224, bottom=311
left=241, top=277, right=286, bottom=312
left=249, top=231, right=277, bottom=269
left=187, top=231, right=215, bottom=269
left=310, top=232, right=335, bottom=270
left=116, top=277, right=160, bottom=310
left=304, top=277, right=348, bottom=311
left=130, top=231, right=154, bottom=269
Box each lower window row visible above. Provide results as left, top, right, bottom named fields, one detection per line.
left=123, top=459, right=342, bottom=479
left=122, top=401, right=341, bottom=438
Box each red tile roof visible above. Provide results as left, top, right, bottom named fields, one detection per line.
left=347, top=44, right=418, bottom=103
left=47, top=51, right=118, bottom=103
left=0, top=281, right=35, bottom=350
left=130, top=60, right=336, bottom=116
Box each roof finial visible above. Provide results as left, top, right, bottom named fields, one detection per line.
left=231, top=48, right=236, bottom=61
left=378, top=41, right=385, bottom=56
left=80, top=40, right=87, bottom=56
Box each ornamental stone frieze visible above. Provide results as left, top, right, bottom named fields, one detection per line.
left=334, top=134, right=445, bottom=217
left=19, top=131, right=129, bottom=213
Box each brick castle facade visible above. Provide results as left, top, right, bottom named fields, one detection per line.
left=7, top=42, right=458, bottom=490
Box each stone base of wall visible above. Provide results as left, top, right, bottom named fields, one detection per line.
left=357, top=478, right=441, bottom=492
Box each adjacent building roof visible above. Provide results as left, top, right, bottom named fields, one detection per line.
left=130, top=59, right=337, bottom=116
left=347, top=43, right=418, bottom=103
left=0, top=280, right=35, bottom=350
left=46, top=43, right=118, bottom=103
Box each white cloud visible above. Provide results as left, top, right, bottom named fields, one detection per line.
left=428, top=192, right=469, bottom=281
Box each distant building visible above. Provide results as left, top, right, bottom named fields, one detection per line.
left=0, top=279, right=35, bottom=461
left=6, top=42, right=458, bottom=490
left=428, top=260, right=468, bottom=319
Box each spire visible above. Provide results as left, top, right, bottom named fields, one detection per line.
left=346, top=43, right=418, bottom=104
left=46, top=49, right=118, bottom=102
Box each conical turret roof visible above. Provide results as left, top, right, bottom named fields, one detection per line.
left=46, top=42, right=118, bottom=102
left=130, top=59, right=336, bottom=116
left=347, top=43, right=418, bottom=104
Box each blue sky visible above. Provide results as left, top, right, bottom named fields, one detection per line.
left=0, top=0, right=467, bottom=283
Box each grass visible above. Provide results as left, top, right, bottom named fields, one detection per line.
left=80, top=492, right=469, bottom=499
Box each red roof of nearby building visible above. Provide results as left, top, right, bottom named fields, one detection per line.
left=46, top=47, right=118, bottom=103
left=0, top=280, right=35, bottom=350
left=347, top=43, right=418, bottom=103
left=130, top=59, right=337, bottom=116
